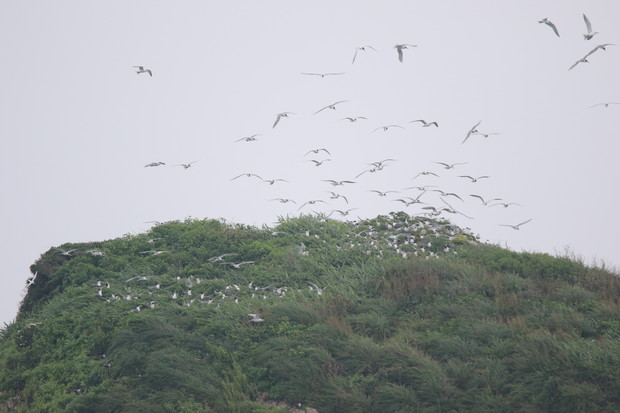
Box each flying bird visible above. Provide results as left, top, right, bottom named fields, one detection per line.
left=301, top=72, right=345, bottom=77
left=221, top=261, right=255, bottom=268
left=410, top=119, right=438, bottom=127
left=144, top=162, right=165, bottom=167
left=589, top=102, right=620, bottom=108
left=307, top=159, right=331, bottom=167
left=270, top=198, right=297, bottom=204
left=538, top=18, right=560, bottom=37
left=500, top=218, right=533, bottom=230
left=298, top=200, right=327, bottom=210
left=434, top=161, right=468, bottom=169
left=173, top=161, right=199, bottom=169
left=394, top=44, right=418, bottom=62
left=314, top=100, right=348, bottom=115
left=208, top=253, right=237, bottom=262
left=352, top=45, right=376, bottom=64
left=326, top=192, right=349, bottom=203
left=582, top=14, right=598, bottom=40
left=412, top=171, right=439, bottom=179
left=458, top=175, right=490, bottom=183
left=340, top=117, right=367, bottom=122
left=490, top=202, right=522, bottom=208
left=568, top=56, right=589, bottom=71
left=133, top=66, right=152, bottom=76
left=305, top=148, right=331, bottom=156
left=273, top=112, right=295, bottom=128
left=235, top=134, right=262, bottom=142
left=369, top=190, right=399, bottom=197
left=469, top=194, right=502, bottom=206
left=462, top=121, right=481, bottom=144
left=262, top=178, right=288, bottom=185
left=323, top=179, right=355, bottom=186
left=231, top=173, right=263, bottom=181
left=371, top=125, right=405, bottom=133
left=585, top=43, right=615, bottom=58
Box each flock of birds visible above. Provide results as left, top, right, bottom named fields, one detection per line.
left=130, top=15, right=616, bottom=265
left=49, top=209, right=475, bottom=317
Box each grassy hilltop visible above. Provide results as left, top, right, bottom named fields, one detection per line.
left=1, top=213, right=619, bottom=413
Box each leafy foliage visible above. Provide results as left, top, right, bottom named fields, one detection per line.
left=1, top=214, right=620, bottom=412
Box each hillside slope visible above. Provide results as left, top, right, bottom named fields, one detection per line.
left=1, top=213, right=619, bottom=412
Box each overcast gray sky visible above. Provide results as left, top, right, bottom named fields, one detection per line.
left=1, top=0, right=619, bottom=325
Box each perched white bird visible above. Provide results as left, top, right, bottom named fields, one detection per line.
left=538, top=18, right=560, bottom=37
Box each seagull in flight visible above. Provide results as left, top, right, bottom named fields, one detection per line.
left=458, top=175, right=490, bottom=183
left=372, top=125, right=405, bottom=133
left=462, top=121, right=481, bottom=144
left=538, top=18, right=560, bottom=37
left=352, top=45, right=376, bottom=64
left=412, top=171, right=439, bottom=180
left=314, top=100, right=348, bottom=115
left=270, top=198, right=296, bottom=204
left=434, top=161, right=468, bottom=169
left=144, top=162, right=165, bottom=167
left=231, top=173, right=263, bottom=181
left=582, top=14, right=598, bottom=40
left=235, top=134, right=262, bottom=142
left=332, top=208, right=357, bottom=217
left=301, top=72, right=345, bottom=78
left=221, top=261, right=255, bottom=268
left=590, top=102, right=620, bottom=108
left=394, top=44, right=418, bottom=62
left=307, top=159, right=331, bottom=167
left=340, top=117, right=367, bottom=122
left=298, top=200, right=327, bottom=210
left=326, top=192, right=348, bottom=203
left=133, top=66, right=152, bottom=76
left=585, top=43, right=614, bottom=57
left=208, top=253, right=237, bottom=262
left=410, top=119, right=438, bottom=127
left=262, top=178, right=288, bottom=185
left=305, top=148, right=331, bottom=156
left=500, top=218, right=532, bottom=230
left=173, top=161, right=199, bottom=169
left=323, top=179, right=356, bottom=186
left=569, top=56, right=589, bottom=71
left=139, top=250, right=171, bottom=256
left=369, top=190, right=399, bottom=197
left=490, top=202, right=522, bottom=208
left=59, top=248, right=78, bottom=256
left=469, top=194, right=502, bottom=206
left=273, top=112, right=295, bottom=128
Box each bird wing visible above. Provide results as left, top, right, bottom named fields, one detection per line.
left=352, top=49, right=358, bottom=64
left=518, top=218, right=533, bottom=227
left=397, top=47, right=403, bottom=62
left=548, top=21, right=560, bottom=37
left=583, top=14, right=592, bottom=33
left=272, top=114, right=282, bottom=128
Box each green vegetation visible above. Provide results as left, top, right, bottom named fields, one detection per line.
left=1, top=213, right=619, bottom=412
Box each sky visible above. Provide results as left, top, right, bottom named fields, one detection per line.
left=1, top=0, right=619, bottom=325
